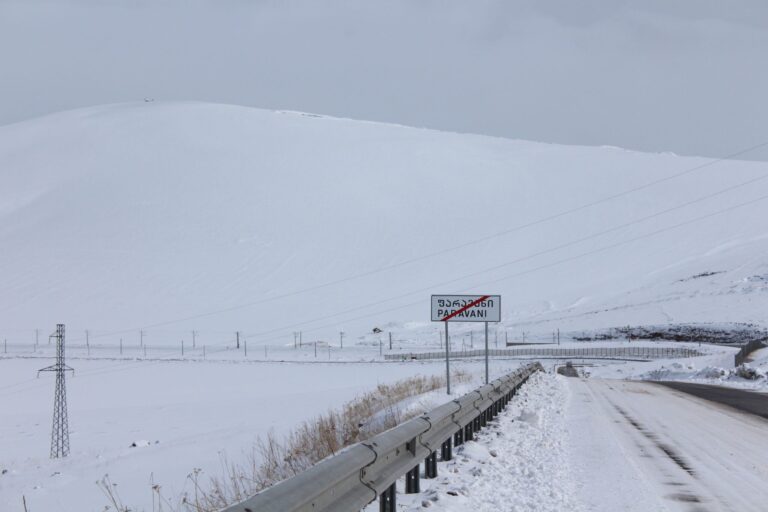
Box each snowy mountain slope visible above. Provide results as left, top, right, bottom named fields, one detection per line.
left=1, top=101, right=768, bottom=345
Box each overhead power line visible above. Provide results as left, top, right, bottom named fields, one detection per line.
left=241, top=190, right=768, bottom=343
left=71, top=139, right=768, bottom=342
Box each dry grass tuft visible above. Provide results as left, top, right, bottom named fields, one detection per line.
left=149, top=370, right=470, bottom=512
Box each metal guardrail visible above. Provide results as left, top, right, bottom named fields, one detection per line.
left=221, top=362, right=543, bottom=512
left=385, top=346, right=703, bottom=361
left=733, top=339, right=766, bottom=366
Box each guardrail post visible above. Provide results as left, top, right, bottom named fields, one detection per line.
left=454, top=428, right=464, bottom=446
left=380, top=482, right=396, bottom=512
left=425, top=451, right=438, bottom=478
left=405, top=465, right=420, bottom=493
left=465, top=422, right=474, bottom=441
left=473, top=414, right=481, bottom=431
left=441, top=438, right=452, bottom=461
left=481, top=409, right=488, bottom=427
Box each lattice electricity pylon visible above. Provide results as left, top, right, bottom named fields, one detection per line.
left=38, top=324, right=74, bottom=458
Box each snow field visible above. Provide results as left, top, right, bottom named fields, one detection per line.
left=0, top=356, right=523, bottom=512
left=364, top=371, right=581, bottom=512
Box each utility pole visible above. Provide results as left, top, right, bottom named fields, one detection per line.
left=140, top=330, right=144, bottom=347
left=505, top=330, right=508, bottom=346
left=192, top=330, right=196, bottom=349
left=293, top=332, right=298, bottom=348
left=439, top=329, right=443, bottom=349
left=470, top=330, right=473, bottom=349
left=389, top=332, right=392, bottom=350
left=557, top=328, right=560, bottom=345
left=340, top=331, right=344, bottom=349
left=236, top=331, right=240, bottom=349
left=37, top=324, right=74, bottom=458
left=314, top=341, right=318, bottom=358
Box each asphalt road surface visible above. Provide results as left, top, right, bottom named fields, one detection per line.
left=656, top=381, right=768, bottom=420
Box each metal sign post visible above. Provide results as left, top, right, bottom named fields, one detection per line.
left=445, top=321, right=450, bottom=394
left=431, top=295, right=501, bottom=392
left=485, top=321, right=489, bottom=384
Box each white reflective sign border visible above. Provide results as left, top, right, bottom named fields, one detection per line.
left=431, top=295, right=501, bottom=322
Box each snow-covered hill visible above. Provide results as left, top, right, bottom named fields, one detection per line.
left=1, top=102, right=768, bottom=345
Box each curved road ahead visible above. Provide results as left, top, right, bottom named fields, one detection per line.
left=656, top=381, right=768, bottom=420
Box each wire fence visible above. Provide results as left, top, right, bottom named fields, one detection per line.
left=385, top=346, right=704, bottom=361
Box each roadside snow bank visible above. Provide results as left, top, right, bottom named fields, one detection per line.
left=638, top=347, right=768, bottom=391
left=640, top=361, right=768, bottom=390
left=369, top=372, right=581, bottom=511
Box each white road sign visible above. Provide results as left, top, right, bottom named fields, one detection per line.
left=431, top=295, right=501, bottom=322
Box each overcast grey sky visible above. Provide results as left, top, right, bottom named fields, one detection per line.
left=1, top=0, right=767, bottom=160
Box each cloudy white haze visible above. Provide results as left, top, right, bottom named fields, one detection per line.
left=1, top=0, right=767, bottom=160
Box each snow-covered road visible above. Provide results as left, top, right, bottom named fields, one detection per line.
left=569, top=378, right=768, bottom=511
left=397, top=373, right=768, bottom=512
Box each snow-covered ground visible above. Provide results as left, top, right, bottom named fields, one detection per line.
left=634, top=346, right=768, bottom=392
left=0, top=355, right=523, bottom=512
left=2, top=102, right=768, bottom=345
left=361, top=371, right=581, bottom=512
left=3, top=101, right=768, bottom=511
